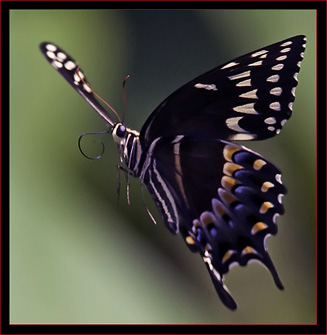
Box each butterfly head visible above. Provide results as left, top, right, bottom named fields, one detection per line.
left=112, top=123, right=128, bottom=145
left=112, top=123, right=140, bottom=144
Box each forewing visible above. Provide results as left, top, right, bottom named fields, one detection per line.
left=40, top=42, right=115, bottom=127
left=140, top=35, right=306, bottom=144
left=143, top=136, right=286, bottom=309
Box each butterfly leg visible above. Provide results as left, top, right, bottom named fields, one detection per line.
left=116, top=164, right=132, bottom=205
left=116, top=164, right=122, bottom=203
left=141, top=184, right=158, bottom=225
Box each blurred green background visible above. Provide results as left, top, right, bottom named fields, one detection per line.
left=10, top=10, right=316, bottom=324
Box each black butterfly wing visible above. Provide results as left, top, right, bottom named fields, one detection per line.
left=142, top=136, right=286, bottom=309
left=39, top=37, right=306, bottom=310
left=39, top=42, right=116, bottom=128
left=140, top=35, right=306, bottom=145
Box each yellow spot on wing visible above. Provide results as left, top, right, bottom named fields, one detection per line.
left=251, top=222, right=268, bottom=235
left=253, top=159, right=266, bottom=170
left=241, top=246, right=258, bottom=255
left=261, top=181, right=274, bottom=192
left=223, top=144, right=241, bottom=162
left=212, top=199, right=226, bottom=217
left=223, top=162, right=243, bottom=176
left=200, top=212, right=215, bottom=226
left=222, top=250, right=236, bottom=263
left=221, top=176, right=240, bottom=191
left=259, top=201, right=274, bottom=214
left=186, top=236, right=195, bottom=245
left=218, top=188, right=238, bottom=205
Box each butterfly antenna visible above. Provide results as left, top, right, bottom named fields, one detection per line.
left=122, top=75, right=130, bottom=124
left=76, top=66, right=122, bottom=123
left=78, top=130, right=110, bottom=160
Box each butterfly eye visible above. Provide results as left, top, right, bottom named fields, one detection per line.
left=116, top=124, right=127, bottom=138
left=112, top=123, right=128, bottom=144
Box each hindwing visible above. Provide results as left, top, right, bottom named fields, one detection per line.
left=142, top=136, right=285, bottom=309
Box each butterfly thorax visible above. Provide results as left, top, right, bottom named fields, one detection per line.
left=112, top=123, right=143, bottom=177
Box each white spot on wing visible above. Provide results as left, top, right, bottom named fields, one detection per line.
left=233, top=102, right=258, bottom=114
left=46, top=51, right=56, bottom=60
left=251, top=49, right=268, bottom=57
left=228, top=133, right=256, bottom=140
left=236, top=79, right=251, bottom=87
left=56, top=52, right=67, bottom=61
left=77, top=70, right=85, bottom=79
left=239, top=89, right=258, bottom=99
left=226, top=116, right=247, bottom=132
left=275, top=174, right=282, bottom=184
left=248, top=60, right=263, bottom=67
left=267, top=74, right=280, bottom=83
left=228, top=70, right=251, bottom=81
left=51, top=60, right=63, bottom=69
left=280, top=41, right=292, bottom=47
left=194, top=83, right=218, bottom=91
left=264, top=117, right=276, bottom=124
left=276, top=55, right=287, bottom=61
left=270, top=102, right=281, bottom=111
left=280, top=47, right=291, bottom=53
left=280, top=119, right=288, bottom=127
left=271, top=63, right=284, bottom=71
left=270, top=87, right=282, bottom=96
left=73, top=73, right=80, bottom=83
left=45, top=44, right=57, bottom=52
left=64, top=60, right=76, bottom=70
left=83, top=83, right=92, bottom=93
left=272, top=214, right=279, bottom=225
left=221, top=61, right=239, bottom=69
left=263, top=233, right=272, bottom=249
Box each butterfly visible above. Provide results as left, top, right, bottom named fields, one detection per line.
left=40, top=35, right=306, bottom=310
